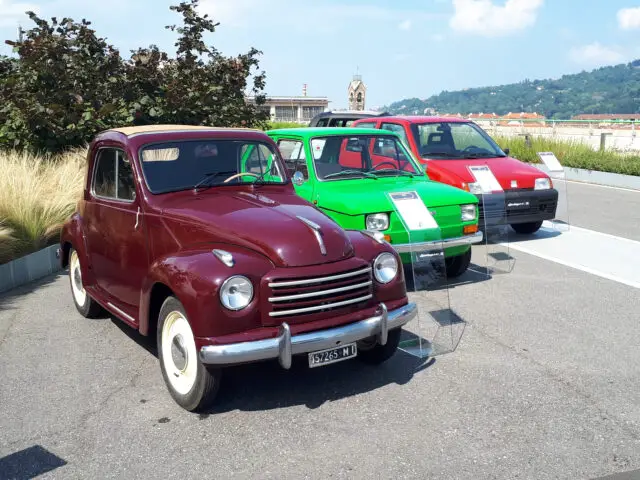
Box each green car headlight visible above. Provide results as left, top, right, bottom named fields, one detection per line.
left=366, top=213, right=389, bottom=231
left=461, top=204, right=477, bottom=222
left=220, top=275, right=253, bottom=310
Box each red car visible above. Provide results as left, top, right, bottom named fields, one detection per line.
left=59, top=125, right=416, bottom=411
left=352, top=116, right=558, bottom=234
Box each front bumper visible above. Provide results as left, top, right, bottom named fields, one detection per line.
left=199, top=302, right=417, bottom=369
left=392, top=231, right=484, bottom=254
left=477, top=188, right=559, bottom=226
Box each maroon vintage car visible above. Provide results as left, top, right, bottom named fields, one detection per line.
left=59, top=125, right=417, bottom=411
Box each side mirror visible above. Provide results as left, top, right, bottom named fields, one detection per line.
left=503, top=148, right=510, bottom=155
left=292, top=171, right=305, bottom=186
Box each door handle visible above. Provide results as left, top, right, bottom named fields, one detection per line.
left=134, top=207, right=140, bottom=230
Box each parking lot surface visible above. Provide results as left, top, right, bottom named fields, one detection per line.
left=1, top=181, right=639, bottom=479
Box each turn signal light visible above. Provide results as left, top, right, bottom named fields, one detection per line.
left=384, top=234, right=391, bottom=242
left=463, top=224, right=478, bottom=235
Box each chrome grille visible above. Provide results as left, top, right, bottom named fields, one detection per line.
left=267, top=266, right=373, bottom=318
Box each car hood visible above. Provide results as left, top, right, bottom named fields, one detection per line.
left=316, top=176, right=478, bottom=215
left=428, top=156, right=548, bottom=190
left=155, top=189, right=354, bottom=267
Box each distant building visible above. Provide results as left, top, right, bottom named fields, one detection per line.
left=246, top=94, right=329, bottom=124
left=348, top=75, right=366, bottom=111
left=499, top=112, right=546, bottom=126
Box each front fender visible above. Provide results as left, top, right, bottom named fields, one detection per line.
left=345, top=230, right=408, bottom=305
left=139, top=245, right=274, bottom=338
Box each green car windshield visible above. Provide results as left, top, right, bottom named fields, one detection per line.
left=307, top=134, right=424, bottom=181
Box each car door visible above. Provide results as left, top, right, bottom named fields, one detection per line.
left=84, top=145, right=148, bottom=312
left=276, top=137, right=315, bottom=201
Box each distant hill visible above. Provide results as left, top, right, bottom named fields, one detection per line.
left=386, top=60, right=640, bottom=119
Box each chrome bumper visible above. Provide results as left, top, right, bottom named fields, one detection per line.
left=198, top=302, right=417, bottom=369
left=392, top=231, right=483, bottom=254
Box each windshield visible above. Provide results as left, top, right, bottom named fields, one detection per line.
left=139, top=139, right=287, bottom=194
left=411, top=122, right=506, bottom=159
left=310, top=134, right=423, bottom=181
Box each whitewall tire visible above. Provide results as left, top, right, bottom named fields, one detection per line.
left=157, top=296, right=221, bottom=411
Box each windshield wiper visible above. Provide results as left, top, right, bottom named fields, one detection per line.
left=461, top=152, right=506, bottom=159
left=323, top=169, right=378, bottom=180
left=193, top=170, right=236, bottom=191
left=421, top=151, right=460, bottom=158
left=370, top=168, right=414, bottom=177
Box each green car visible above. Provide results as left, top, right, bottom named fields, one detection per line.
left=266, top=127, right=483, bottom=277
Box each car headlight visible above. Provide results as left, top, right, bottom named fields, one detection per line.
left=220, top=275, right=253, bottom=310
left=467, top=182, right=484, bottom=194
left=461, top=204, right=477, bottom=222
left=373, top=252, right=398, bottom=284
left=534, top=178, right=551, bottom=190
left=366, top=213, right=389, bottom=231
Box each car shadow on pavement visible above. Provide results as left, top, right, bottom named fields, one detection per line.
left=505, top=227, right=563, bottom=244
left=0, top=272, right=64, bottom=311
left=206, top=350, right=435, bottom=413
left=110, top=315, right=435, bottom=413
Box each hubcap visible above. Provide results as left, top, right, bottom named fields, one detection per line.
left=171, top=335, right=188, bottom=372
left=161, top=311, right=198, bottom=395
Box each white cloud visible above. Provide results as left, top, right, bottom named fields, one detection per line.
left=618, top=7, right=640, bottom=30
left=449, top=0, right=544, bottom=37
left=398, top=19, right=412, bottom=31
left=0, top=0, right=39, bottom=27
left=569, top=42, right=625, bottom=66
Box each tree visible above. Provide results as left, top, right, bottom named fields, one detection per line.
left=0, top=0, right=268, bottom=153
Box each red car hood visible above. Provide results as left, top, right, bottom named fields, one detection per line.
left=154, top=189, right=354, bottom=268
left=429, top=156, right=548, bottom=190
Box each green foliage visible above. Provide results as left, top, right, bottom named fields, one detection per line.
left=265, top=121, right=305, bottom=130
left=0, top=0, right=268, bottom=153
left=387, top=61, right=640, bottom=119
left=494, top=135, right=640, bottom=176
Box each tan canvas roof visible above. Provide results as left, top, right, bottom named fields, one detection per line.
left=109, top=125, right=258, bottom=136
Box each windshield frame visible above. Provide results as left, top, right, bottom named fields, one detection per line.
left=137, top=138, right=290, bottom=195
left=410, top=121, right=507, bottom=160
left=308, top=133, right=426, bottom=183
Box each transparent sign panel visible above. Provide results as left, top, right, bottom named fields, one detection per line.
left=468, top=165, right=515, bottom=276
left=385, top=191, right=466, bottom=359
left=538, top=152, right=570, bottom=232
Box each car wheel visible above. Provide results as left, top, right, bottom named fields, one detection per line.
left=356, top=328, right=402, bottom=365
left=510, top=221, right=543, bottom=235
left=68, top=248, right=104, bottom=318
left=445, top=248, right=472, bottom=278
left=157, top=296, right=221, bottom=412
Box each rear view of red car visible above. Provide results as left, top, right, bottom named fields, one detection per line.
left=352, top=116, right=558, bottom=234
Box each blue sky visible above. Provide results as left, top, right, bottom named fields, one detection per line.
left=2, top=0, right=640, bottom=109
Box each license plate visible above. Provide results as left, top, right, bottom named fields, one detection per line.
left=308, top=343, right=357, bottom=368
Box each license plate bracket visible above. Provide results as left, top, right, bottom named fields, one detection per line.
left=308, top=343, right=357, bottom=368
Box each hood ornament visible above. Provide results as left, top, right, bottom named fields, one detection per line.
left=296, top=216, right=326, bottom=255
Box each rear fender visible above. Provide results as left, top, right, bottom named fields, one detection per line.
left=59, top=212, right=96, bottom=287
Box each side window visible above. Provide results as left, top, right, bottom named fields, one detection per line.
left=355, top=121, right=376, bottom=129
left=277, top=139, right=308, bottom=180
left=316, top=118, right=329, bottom=127
left=93, top=149, right=136, bottom=201
left=381, top=123, right=409, bottom=145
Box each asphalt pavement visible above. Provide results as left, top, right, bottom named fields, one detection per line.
left=1, top=182, right=639, bottom=480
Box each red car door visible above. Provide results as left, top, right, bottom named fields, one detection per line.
left=85, top=145, right=149, bottom=313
